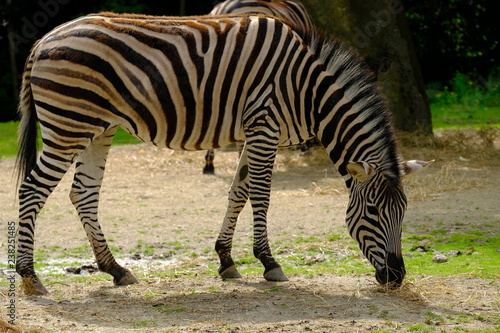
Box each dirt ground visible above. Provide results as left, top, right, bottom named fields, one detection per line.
left=1, top=139, right=499, bottom=332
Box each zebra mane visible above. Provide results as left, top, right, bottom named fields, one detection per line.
left=298, top=28, right=402, bottom=180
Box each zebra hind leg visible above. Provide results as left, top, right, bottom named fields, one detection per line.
left=69, top=127, right=138, bottom=286
left=203, top=143, right=244, bottom=175
left=17, top=149, right=79, bottom=295
left=203, top=149, right=215, bottom=175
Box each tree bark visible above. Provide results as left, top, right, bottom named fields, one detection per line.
left=300, top=0, right=433, bottom=134
left=6, top=0, right=18, bottom=103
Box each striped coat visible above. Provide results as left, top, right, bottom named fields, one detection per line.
left=202, top=0, right=316, bottom=175
left=15, top=12, right=429, bottom=295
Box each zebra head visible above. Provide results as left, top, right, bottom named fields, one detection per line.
left=345, top=161, right=408, bottom=287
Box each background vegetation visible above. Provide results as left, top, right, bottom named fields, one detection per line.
left=1, top=0, right=499, bottom=128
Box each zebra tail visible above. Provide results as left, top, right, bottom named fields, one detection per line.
left=15, top=52, right=39, bottom=188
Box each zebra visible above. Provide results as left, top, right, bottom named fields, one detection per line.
left=210, top=0, right=314, bottom=31
left=203, top=0, right=316, bottom=174
left=14, top=12, right=430, bottom=295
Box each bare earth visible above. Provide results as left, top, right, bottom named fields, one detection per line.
left=1, top=142, right=499, bottom=332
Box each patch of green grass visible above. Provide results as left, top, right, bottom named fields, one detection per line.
left=30, top=266, right=110, bottom=289
left=424, top=311, right=445, bottom=325
left=295, top=235, right=322, bottom=243
left=135, top=239, right=155, bottom=256
left=403, top=229, right=500, bottom=278
left=154, top=305, right=185, bottom=315
left=109, top=245, right=125, bottom=256
left=132, top=320, right=157, bottom=328
left=163, top=240, right=185, bottom=249
left=61, top=245, right=93, bottom=259
left=428, top=70, right=500, bottom=129
left=34, top=249, right=50, bottom=261
left=0, top=121, right=28, bottom=159
left=228, top=227, right=500, bottom=281
left=327, top=234, right=345, bottom=242
left=439, top=313, right=500, bottom=333
left=406, top=323, right=434, bottom=332
left=232, top=236, right=374, bottom=278
left=431, top=104, right=500, bottom=129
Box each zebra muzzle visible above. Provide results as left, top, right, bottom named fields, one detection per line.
left=375, top=252, right=406, bottom=288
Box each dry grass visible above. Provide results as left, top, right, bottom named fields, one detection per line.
left=19, top=278, right=36, bottom=297
left=398, top=127, right=500, bottom=166
left=273, top=129, right=499, bottom=200
left=370, top=280, right=429, bottom=305
left=0, top=319, right=21, bottom=333
left=399, top=128, right=499, bottom=200
left=403, top=161, right=481, bottom=201
left=5, top=274, right=496, bottom=333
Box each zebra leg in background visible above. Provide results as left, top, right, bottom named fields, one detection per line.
left=69, top=127, right=138, bottom=286
left=235, top=141, right=245, bottom=155
left=245, top=135, right=288, bottom=282
left=203, top=149, right=215, bottom=175
left=203, top=142, right=245, bottom=175
left=17, top=150, right=78, bottom=295
left=215, top=144, right=249, bottom=279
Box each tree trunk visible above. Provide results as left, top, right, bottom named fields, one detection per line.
left=6, top=0, right=18, bottom=103
left=300, top=0, right=433, bottom=134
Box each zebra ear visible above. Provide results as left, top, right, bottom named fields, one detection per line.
left=347, top=161, right=375, bottom=182
left=400, top=159, right=435, bottom=178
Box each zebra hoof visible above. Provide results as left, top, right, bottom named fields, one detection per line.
left=219, top=265, right=242, bottom=279
left=264, top=267, right=289, bottom=282
left=114, top=270, right=139, bottom=286
left=203, top=165, right=215, bottom=175
left=21, top=277, right=49, bottom=295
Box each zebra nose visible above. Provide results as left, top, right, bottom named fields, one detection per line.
left=375, top=252, right=405, bottom=288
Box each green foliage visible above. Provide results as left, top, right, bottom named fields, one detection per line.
left=428, top=69, right=500, bottom=128
left=93, top=0, right=149, bottom=13
left=0, top=121, right=21, bottom=159
left=406, top=1, right=499, bottom=83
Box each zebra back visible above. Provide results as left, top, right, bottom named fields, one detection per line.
left=210, top=0, right=315, bottom=32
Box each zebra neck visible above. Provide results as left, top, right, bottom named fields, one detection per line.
left=313, top=78, right=400, bottom=181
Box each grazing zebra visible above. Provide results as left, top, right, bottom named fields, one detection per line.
left=15, top=12, right=429, bottom=295
left=203, top=0, right=316, bottom=174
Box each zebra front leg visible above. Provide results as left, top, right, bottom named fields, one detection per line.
left=216, top=145, right=250, bottom=279
left=246, top=129, right=288, bottom=282
left=70, top=128, right=138, bottom=286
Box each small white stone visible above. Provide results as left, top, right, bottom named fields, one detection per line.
left=433, top=254, right=448, bottom=263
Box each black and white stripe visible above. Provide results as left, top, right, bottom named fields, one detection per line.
left=210, top=0, right=314, bottom=32
left=15, top=12, right=425, bottom=294
left=203, top=0, right=316, bottom=175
